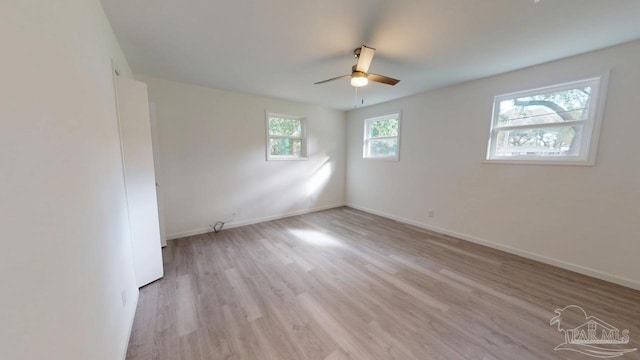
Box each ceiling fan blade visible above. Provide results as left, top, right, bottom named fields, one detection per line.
left=314, top=74, right=350, bottom=85
left=367, top=73, right=400, bottom=86
left=355, top=45, right=376, bottom=73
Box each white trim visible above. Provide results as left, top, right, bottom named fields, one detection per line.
left=166, top=202, right=346, bottom=240
left=269, top=135, right=303, bottom=140
left=493, top=76, right=603, bottom=101
left=121, top=288, right=140, bottom=360
left=363, top=110, right=402, bottom=161
left=486, top=73, right=609, bottom=166
left=494, top=119, right=586, bottom=132
left=587, top=70, right=610, bottom=166
left=483, top=159, right=596, bottom=166
left=266, top=156, right=310, bottom=162
left=111, top=61, right=139, bottom=285
left=265, top=111, right=309, bottom=161
left=112, top=59, right=142, bottom=360
left=346, top=203, right=640, bottom=291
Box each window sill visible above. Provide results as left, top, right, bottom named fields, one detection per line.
left=363, top=156, right=400, bottom=162
left=483, top=158, right=595, bottom=166
left=267, top=156, right=309, bottom=161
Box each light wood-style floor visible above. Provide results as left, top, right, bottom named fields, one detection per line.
left=126, top=207, right=640, bottom=360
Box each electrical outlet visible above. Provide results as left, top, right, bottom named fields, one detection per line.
left=121, top=290, right=127, bottom=307
left=428, top=210, right=434, bottom=218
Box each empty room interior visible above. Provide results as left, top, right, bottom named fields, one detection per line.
left=4, top=1, right=640, bottom=359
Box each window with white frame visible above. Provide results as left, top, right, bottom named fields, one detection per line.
left=266, top=113, right=307, bottom=160
left=486, top=77, right=606, bottom=165
left=363, top=112, right=401, bottom=160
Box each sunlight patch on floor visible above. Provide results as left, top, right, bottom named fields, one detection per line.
left=289, top=229, right=343, bottom=247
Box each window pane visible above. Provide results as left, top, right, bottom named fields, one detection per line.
left=368, top=138, right=398, bottom=157
left=270, top=138, right=302, bottom=156
left=269, top=117, right=302, bottom=136
left=368, top=117, right=399, bottom=138
left=498, top=86, right=592, bottom=127
left=495, top=126, right=582, bottom=157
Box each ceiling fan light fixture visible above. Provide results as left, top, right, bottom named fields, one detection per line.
left=315, top=45, right=399, bottom=87
left=350, top=72, right=368, bottom=87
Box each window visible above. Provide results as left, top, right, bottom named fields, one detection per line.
left=266, top=112, right=307, bottom=160
left=363, top=112, right=401, bottom=160
left=486, top=76, right=607, bottom=165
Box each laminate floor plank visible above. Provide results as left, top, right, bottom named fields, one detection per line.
left=176, top=274, right=199, bottom=337
left=126, top=207, right=640, bottom=360
left=224, top=268, right=262, bottom=322
left=125, top=283, right=158, bottom=360
left=297, top=292, right=377, bottom=360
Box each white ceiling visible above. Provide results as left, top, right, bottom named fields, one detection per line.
left=101, top=0, right=640, bottom=110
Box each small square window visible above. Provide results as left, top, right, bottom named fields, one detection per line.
left=486, top=76, right=607, bottom=165
left=363, top=112, right=401, bottom=160
left=266, top=113, right=308, bottom=160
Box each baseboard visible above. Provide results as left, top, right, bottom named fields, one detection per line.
left=166, top=202, right=347, bottom=240
left=121, top=288, right=140, bottom=360
left=346, top=203, right=640, bottom=291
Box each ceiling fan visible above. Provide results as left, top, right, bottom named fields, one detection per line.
left=314, top=45, right=400, bottom=88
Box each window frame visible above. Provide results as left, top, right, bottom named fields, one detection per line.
left=485, top=74, right=608, bottom=166
left=265, top=111, right=308, bottom=161
left=363, top=111, right=402, bottom=161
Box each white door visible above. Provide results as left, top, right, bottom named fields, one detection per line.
left=149, top=103, right=167, bottom=247
left=116, top=76, right=164, bottom=287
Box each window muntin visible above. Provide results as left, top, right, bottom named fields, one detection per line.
left=363, top=113, right=401, bottom=160
left=266, top=113, right=307, bottom=160
left=487, top=77, right=605, bottom=164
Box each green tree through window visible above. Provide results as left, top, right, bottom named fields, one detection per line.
left=487, top=76, right=605, bottom=164
left=364, top=113, right=401, bottom=159
left=267, top=114, right=307, bottom=159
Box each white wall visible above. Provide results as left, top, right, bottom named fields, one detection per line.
left=0, top=1, right=138, bottom=359
left=137, top=76, right=346, bottom=239
left=346, top=40, right=640, bottom=290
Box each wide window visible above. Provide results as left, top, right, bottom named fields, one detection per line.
left=486, top=76, right=606, bottom=165
left=266, top=113, right=307, bottom=160
left=363, top=112, right=401, bottom=160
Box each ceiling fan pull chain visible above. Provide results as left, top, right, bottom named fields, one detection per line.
left=354, top=87, right=358, bottom=109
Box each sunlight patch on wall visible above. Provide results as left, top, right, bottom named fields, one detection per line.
left=306, top=158, right=333, bottom=196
